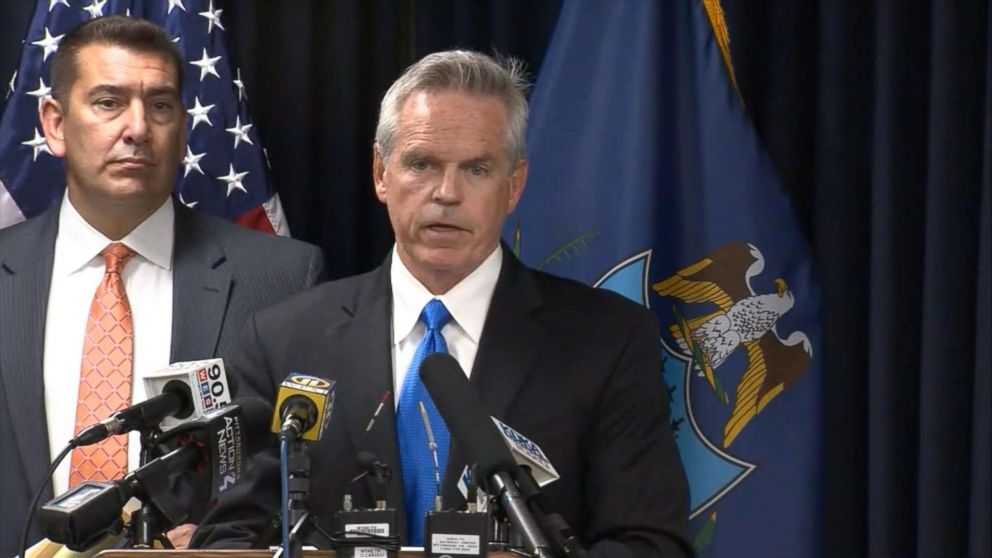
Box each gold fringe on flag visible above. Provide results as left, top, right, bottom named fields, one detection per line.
left=701, top=0, right=741, bottom=97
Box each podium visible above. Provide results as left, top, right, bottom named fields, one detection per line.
left=93, top=552, right=517, bottom=557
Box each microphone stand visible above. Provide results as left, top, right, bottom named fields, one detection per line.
left=279, top=419, right=324, bottom=558
left=128, top=426, right=173, bottom=549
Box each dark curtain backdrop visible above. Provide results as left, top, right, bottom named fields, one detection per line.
left=1, top=1, right=988, bottom=557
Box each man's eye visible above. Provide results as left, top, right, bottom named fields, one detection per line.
left=410, top=159, right=429, bottom=171
left=469, top=164, right=488, bottom=176
left=151, top=101, right=171, bottom=111
left=95, top=98, right=120, bottom=109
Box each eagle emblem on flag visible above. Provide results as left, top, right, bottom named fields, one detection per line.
left=653, top=243, right=813, bottom=447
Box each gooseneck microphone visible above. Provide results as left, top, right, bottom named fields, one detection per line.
left=419, top=353, right=555, bottom=558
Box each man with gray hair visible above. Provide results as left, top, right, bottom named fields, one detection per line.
left=195, top=50, right=691, bottom=557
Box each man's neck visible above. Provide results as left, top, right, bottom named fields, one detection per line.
left=67, top=191, right=168, bottom=240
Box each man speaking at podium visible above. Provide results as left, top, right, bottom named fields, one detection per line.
left=0, top=17, right=323, bottom=555
left=196, top=50, right=691, bottom=557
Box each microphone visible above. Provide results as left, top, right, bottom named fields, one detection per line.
left=71, top=384, right=193, bottom=447
left=270, top=374, right=336, bottom=441
left=40, top=399, right=272, bottom=550
left=365, top=390, right=391, bottom=433
left=334, top=393, right=400, bottom=558
left=143, top=358, right=233, bottom=431
left=491, top=417, right=560, bottom=487
left=417, top=400, right=444, bottom=512
left=72, top=358, right=235, bottom=447
left=421, top=354, right=589, bottom=558
left=355, top=450, right=393, bottom=508
left=419, top=353, right=554, bottom=558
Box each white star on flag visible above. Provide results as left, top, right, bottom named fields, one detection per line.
left=31, top=27, right=65, bottom=62
left=198, top=0, right=225, bottom=34
left=82, top=0, right=107, bottom=19
left=8, top=70, right=19, bottom=99
left=225, top=116, right=254, bottom=149
left=190, top=48, right=221, bottom=82
left=182, top=146, right=206, bottom=177
left=188, top=96, right=215, bottom=129
left=233, top=68, right=246, bottom=102
left=167, top=0, right=187, bottom=15
left=26, top=77, right=51, bottom=108
left=218, top=164, right=248, bottom=196
left=178, top=193, right=198, bottom=208
left=48, top=0, right=69, bottom=11
left=21, top=129, right=51, bottom=161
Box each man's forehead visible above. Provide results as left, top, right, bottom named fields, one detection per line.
left=399, top=89, right=507, bottom=118
left=74, top=44, right=179, bottom=91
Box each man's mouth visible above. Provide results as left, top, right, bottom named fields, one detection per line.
left=423, top=222, right=465, bottom=233
left=111, top=157, right=154, bottom=169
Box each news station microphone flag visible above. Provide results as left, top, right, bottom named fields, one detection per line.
left=0, top=0, right=289, bottom=235
left=505, top=2, right=822, bottom=557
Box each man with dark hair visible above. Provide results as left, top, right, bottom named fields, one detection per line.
left=196, top=50, right=691, bottom=557
left=0, top=16, right=324, bottom=555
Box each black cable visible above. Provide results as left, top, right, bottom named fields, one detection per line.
left=19, top=443, right=74, bottom=558
left=327, top=530, right=402, bottom=552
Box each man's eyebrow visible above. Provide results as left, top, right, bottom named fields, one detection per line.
left=84, top=84, right=180, bottom=98
left=462, top=155, right=495, bottom=165
left=85, top=84, right=127, bottom=97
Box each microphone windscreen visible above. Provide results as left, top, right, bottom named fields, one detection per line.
left=356, top=450, right=379, bottom=470
left=230, top=397, right=276, bottom=455
left=419, top=353, right=516, bottom=480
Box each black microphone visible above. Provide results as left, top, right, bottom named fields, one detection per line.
left=40, top=398, right=273, bottom=550
left=419, top=353, right=555, bottom=558
left=71, top=381, right=195, bottom=447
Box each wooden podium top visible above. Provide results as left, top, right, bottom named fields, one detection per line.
left=96, top=552, right=517, bottom=557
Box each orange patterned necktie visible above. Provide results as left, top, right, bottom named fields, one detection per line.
left=69, top=243, right=135, bottom=486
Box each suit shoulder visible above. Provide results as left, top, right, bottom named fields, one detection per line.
left=184, top=210, right=322, bottom=263
left=529, top=268, right=656, bottom=323
left=252, top=268, right=378, bottom=323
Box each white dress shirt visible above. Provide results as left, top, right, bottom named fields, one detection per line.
left=44, top=194, right=174, bottom=496
left=390, top=244, right=503, bottom=408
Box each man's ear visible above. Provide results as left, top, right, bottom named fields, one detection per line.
left=39, top=97, right=66, bottom=158
left=373, top=143, right=388, bottom=203
left=506, top=158, right=528, bottom=214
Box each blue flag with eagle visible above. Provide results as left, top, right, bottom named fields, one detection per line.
left=1, top=0, right=288, bottom=235
left=504, top=1, right=823, bottom=556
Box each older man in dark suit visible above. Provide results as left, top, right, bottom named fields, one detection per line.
left=196, top=50, right=691, bottom=557
left=0, top=17, right=323, bottom=555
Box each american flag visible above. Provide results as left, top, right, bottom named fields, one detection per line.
left=0, top=0, right=289, bottom=235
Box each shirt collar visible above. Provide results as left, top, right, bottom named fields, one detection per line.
left=55, top=192, right=175, bottom=275
left=390, top=244, right=503, bottom=346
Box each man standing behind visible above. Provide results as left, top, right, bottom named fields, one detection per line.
left=196, top=50, right=691, bottom=557
left=0, top=16, right=323, bottom=555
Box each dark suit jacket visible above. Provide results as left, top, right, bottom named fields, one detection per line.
left=0, top=199, right=325, bottom=556
left=195, top=249, right=692, bottom=558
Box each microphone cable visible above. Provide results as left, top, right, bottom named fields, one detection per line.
left=280, top=437, right=291, bottom=557
left=19, top=443, right=73, bottom=558
left=327, top=530, right=401, bottom=553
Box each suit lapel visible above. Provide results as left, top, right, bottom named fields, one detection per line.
left=0, top=208, right=59, bottom=500
left=441, top=250, right=547, bottom=504
left=170, top=204, right=232, bottom=361
left=329, top=260, right=407, bottom=527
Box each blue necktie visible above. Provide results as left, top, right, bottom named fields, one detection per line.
left=396, top=299, right=452, bottom=545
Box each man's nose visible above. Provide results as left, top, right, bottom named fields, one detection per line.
left=433, top=166, right=463, bottom=205
left=121, top=100, right=151, bottom=145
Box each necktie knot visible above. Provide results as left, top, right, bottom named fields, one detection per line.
left=101, top=243, right=134, bottom=275
left=421, top=299, right=451, bottom=332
